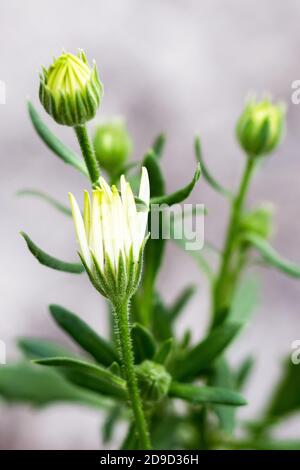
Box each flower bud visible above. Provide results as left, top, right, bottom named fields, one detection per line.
left=93, top=120, right=132, bottom=175
left=236, top=98, right=285, bottom=157
left=39, top=50, right=103, bottom=126
left=135, top=360, right=171, bottom=404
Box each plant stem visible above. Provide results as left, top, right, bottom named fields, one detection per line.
left=212, top=156, right=255, bottom=327
left=74, top=125, right=100, bottom=187
left=113, top=299, right=151, bottom=450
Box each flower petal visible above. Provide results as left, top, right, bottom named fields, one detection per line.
left=68, top=192, right=92, bottom=269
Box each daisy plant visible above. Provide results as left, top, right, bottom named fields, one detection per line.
left=2, top=50, right=300, bottom=450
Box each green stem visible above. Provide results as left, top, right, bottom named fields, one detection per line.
left=74, top=125, right=100, bottom=187
left=212, top=156, right=255, bottom=327
left=113, top=299, right=151, bottom=450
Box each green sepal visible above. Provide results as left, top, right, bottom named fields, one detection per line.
left=21, top=232, right=84, bottom=274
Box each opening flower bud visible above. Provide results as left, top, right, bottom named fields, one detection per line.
left=236, top=97, right=285, bottom=158
left=39, top=50, right=103, bottom=126
left=93, top=121, right=132, bottom=176
left=135, top=360, right=171, bottom=404
left=68, top=167, right=149, bottom=302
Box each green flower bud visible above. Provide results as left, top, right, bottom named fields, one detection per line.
left=93, top=120, right=132, bottom=175
left=135, top=360, right=171, bottom=404
left=240, top=203, right=274, bottom=240
left=236, top=97, right=285, bottom=157
left=39, top=50, right=103, bottom=126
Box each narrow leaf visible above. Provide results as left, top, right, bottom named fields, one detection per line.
left=169, top=381, right=247, bottom=406
left=150, top=164, right=201, bottom=205
left=131, top=323, right=156, bottom=364
left=18, top=337, right=74, bottom=360
left=152, top=133, right=166, bottom=159
left=34, top=357, right=127, bottom=399
left=173, top=322, right=242, bottom=380
left=154, top=338, right=173, bottom=364
left=17, top=189, right=72, bottom=217
left=228, top=275, right=260, bottom=324
left=21, top=232, right=84, bottom=273
left=49, top=304, right=118, bottom=366
left=169, top=285, right=196, bottom=321
left=0, top=362, right=110, bottom=408
left=194, top=136, right=232, bottom=198
left=244, top=233, right=300, bottom=278
left=28, top=101, right=88, bottom=176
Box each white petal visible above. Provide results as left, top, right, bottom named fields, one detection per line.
left=90, top=190, right=104, bottom=271
left=83, top=191, right=91, bottom=240
left=99, top=176, right=113, bottom=200
left=68, top=192, right=92, bottom=269
left=100, top=191, right=115, bottom=269
left=125, top=182, right=139, bottom=260
left=137, top=167, right=150, bottom=247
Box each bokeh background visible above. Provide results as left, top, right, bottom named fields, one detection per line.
left=1, top=0, right=300, bottom=449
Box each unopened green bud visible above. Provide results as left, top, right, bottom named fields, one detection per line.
left=39, top=50, right=103, bottom=126
left=93, top=120, right=132, bottom=175
left=135, top=360, right=171, bottom=404
left=241, top=203, right=274, bottom=240
left=236, top=98, right=285, bottom=158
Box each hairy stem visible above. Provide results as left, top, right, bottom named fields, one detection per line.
left=74, top=125, right=100, bottom=186
left=113, top=299, right=151, bottom=450
left=212, top=156, right=255, bottom=327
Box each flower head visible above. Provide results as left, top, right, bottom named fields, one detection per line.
left=69, top=168, right=149, bottom=301
left=93, top=120, right=132, bottom=176
left=236, top=97, right=285, bottom=158
left=39, top=50, right=103, bottom=126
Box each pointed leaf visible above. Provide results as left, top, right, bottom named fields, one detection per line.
left=194, top=136, right=232, bottom=198
left=0, top=362, right=110, bottom=408
left=28, top=101, right=88, bottom=176
left=154, top=338, right=173, bottom=364
left=169, top=381, right=247, bottom=406
left=21, top=232, right=84, bottom=273
left=34, top=357, right=127, bottom=399
left=49, top=304, right=118, bottom=366
left=131, top=323, right=156, bottom=364
left=18, top=337, right=74, bottom=360
left=17, top=189, right=72, bottom=217
left=150, top=164, right=201, bottom=205
left=228, top=275, right=260, bottom=324
left=152, top=133, right=166, bottom=159
left=244, top=233, right=300, bottom=278
left=169, top=285, right=196, bottom=321
left=173, top=322, right=242, bottom=380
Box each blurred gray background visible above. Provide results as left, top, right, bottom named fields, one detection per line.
left=1, top=0, right=300, bottom=449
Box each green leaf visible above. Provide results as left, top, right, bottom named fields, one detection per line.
left=17, top=189, right=72, bottom=217
left=150, top=164, right=201, bottom=205
left=0, top=362, right=110, bottom=408
left=49, top=304, right=118, bottom=366
left=131, top=323, right=156, bottom=364
left=169, top=381, right=247, bottom=406
left=154, top=338, right=173, bottom=364
left=34, top=357, right=127, bottom=400
left=139, top=152, right=166, bottom=324
left=266, top=358, right=300, bottom=419
left=244, top=233, right=300, bottom=278
left=194, top=136, right=232, bottom=198
left=169, top=285, right=196, bottom=321
left=151, top=293, right=173, bottom=341
left=235, top=356, right=255, bottom=390
left=102, top=405, right=122, bottom=443
left=18, top=337, right=74, bottom=360
left=21, top=232, right=84, bottom=274
left=152, top=133, right=166, bottom=159
left=210, top=358, right=237, bottom=433
left=228, top=275, right=260, bottom=324
left=28, top=101, right=88, bottom=176
left=173, top=322, right=242, bottom=380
